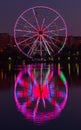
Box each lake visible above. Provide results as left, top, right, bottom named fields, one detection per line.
left=0, top=61, right=81, bottom=130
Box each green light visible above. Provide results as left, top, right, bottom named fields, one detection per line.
left=60, top=72, right=66, bottom=84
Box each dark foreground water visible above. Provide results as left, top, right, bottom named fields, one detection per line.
left=0, top=61, right=81, bottom=130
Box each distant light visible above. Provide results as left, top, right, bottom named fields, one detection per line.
left=58, top=57, right=60, bottom=60
left=8, top=57, right=12, bottom=60
left=58, top=63, right=61, bottom=69
left=68, top=63, right=70, bottom=75
left=76, top=51, right=79, bottom=55
left=8, top=63, right=11, bottom=71
left=75, top=63, right=79, bottom=76
left=67, top=57, right=70, bottom=60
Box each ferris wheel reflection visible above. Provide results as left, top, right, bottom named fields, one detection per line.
left=14, top=63, right=68, bottom=124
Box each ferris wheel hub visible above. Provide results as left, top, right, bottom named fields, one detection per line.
left=39, top=30, right=43, bottom=35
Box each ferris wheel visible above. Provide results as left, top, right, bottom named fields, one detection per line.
left=14, top=6, right=67, bottom=59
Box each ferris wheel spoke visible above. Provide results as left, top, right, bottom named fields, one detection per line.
left=57, top=27, right=67, bottom=31
left=22, top=43, right=31, bottom=50
left=39, top=37, right=43, bottom=56
left=27, top=65, right=37, bottom=84
left=33, top=97, right=40, bottom=118
left=49, top=38, right=60, bottom=50
left=17, top=38, right=29, bottom=45
left=27, top=72, right=39, bottom=90
left=44, top=71, right=53, bottom=89
left=47, top=31, right=58, bottom=36
left=15, top=29, right=35, bottom=34
left=18, top=42, right=31, bottom=48
left=45, top=33, right=63, bottom=44
left=42, top=97, right=46, bottom=108
left=39, top=38, right=46, bottom=55
left=27, top=37, right=39, bottom=56
left=46, top=27, right=66, bottom=33
left=20, top=16, right=38, bottom=31
left=43, top=34, right=60, bottom=49
left=17, top=23, right=29, bottom=29
left=51, top=98, right=60, bottom=109
left=43, top=37, right=54, bottom=53
left=41, top=18, right=45, bottom=29
left=52, top=36, right=64, bottom=44
left=55, top=90, right=66, bottom=98
left=48, top=71, right=53, bottom=83
left=41, top=36, right=51, bottom=55
left=23, top=98, right=31, bottom=107
left=44, top=16, right=60, bottom=31
left=17, top=22, right=35, bottom=32
left=17, top=34, right=37, bottom=45
left=43, top=66, right=50, bottom=86
left=22, top=33, right=33, bottom=37
left=32, top=9, right=40, bottom=29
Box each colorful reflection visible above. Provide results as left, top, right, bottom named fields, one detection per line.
left=14, top=64, right=68, bottom=124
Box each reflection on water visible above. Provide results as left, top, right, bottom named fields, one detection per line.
left=14, top=64, right=68, bottom=124
left=0, top=61, right=81, bottom=128
left=8, top=63, right=12, bottom=71
left=0, top=62, right=81, bottom=90
left=0, top=68, right=13, bottom=90
left=68, top=63, right=71, bottom=75
left=75, top=63, right=79, bottom=76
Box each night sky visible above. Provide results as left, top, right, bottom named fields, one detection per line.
left=0, top=0, right=81, bottom=36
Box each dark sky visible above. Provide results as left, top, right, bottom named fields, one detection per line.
left=0, top=0, right=81, bottom=36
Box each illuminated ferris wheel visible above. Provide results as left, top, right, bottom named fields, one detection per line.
left=14, top=6, right=67, bottom=59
